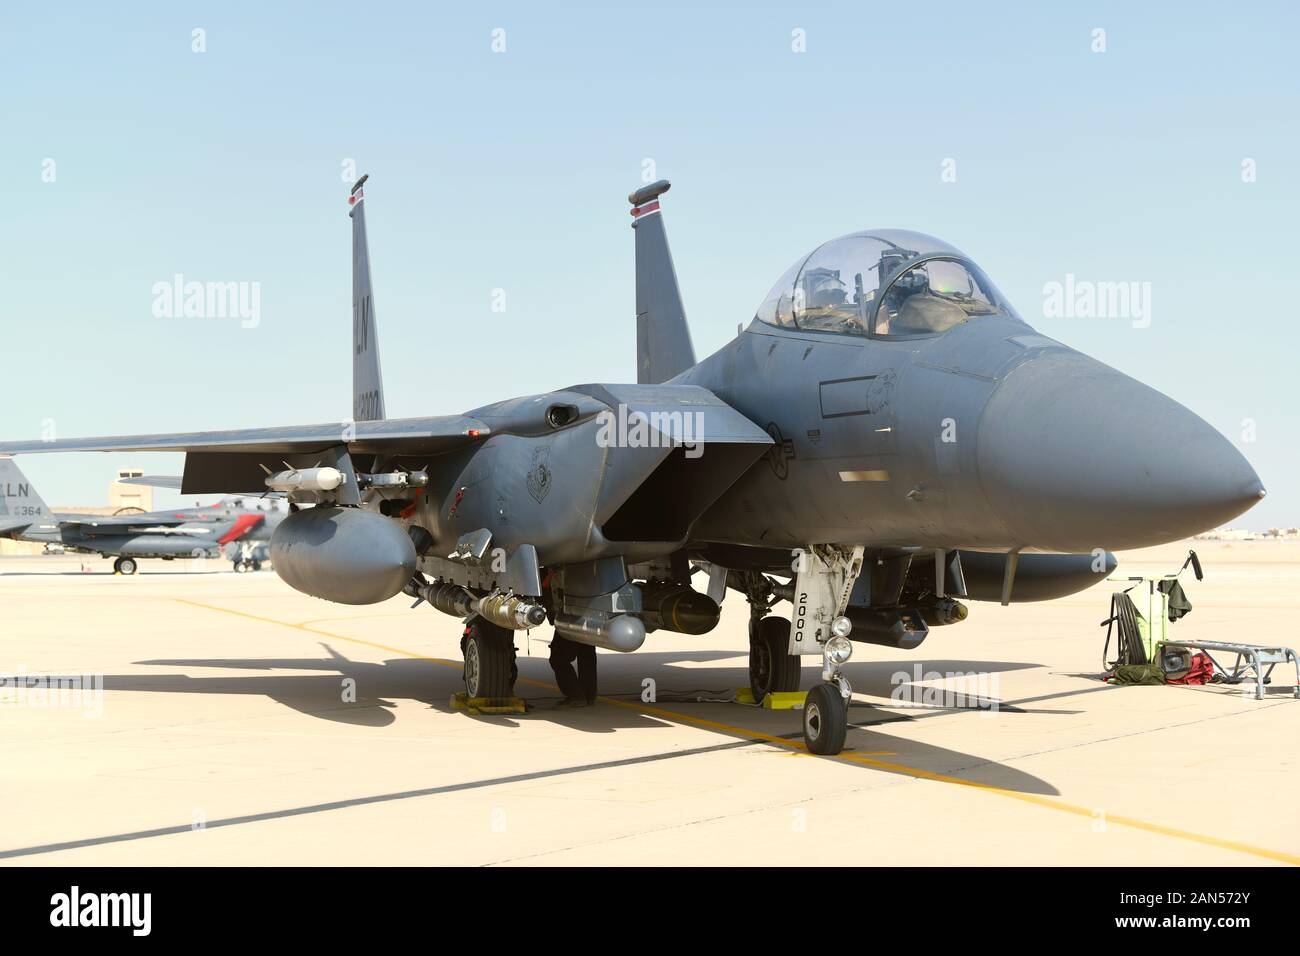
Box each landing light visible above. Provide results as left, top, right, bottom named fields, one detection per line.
left=830, top=616, right=853, bottom=639
left=826, top=634, right=853, bottom=664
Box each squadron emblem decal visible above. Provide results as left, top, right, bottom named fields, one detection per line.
left=764, top=423, right=795, bottom=480
left=527, top=446, right=553, bottom=502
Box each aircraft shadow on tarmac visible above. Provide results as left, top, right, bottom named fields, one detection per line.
left=114, top=645, right=1063, bottom=795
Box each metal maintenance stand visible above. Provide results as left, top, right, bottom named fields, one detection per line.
left=1164, top=640, right=1299, bottom=700
left=1107, top=550, right=1299, bottom=699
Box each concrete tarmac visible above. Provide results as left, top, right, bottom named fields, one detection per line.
left=0, top=540, right=1296, bottom=865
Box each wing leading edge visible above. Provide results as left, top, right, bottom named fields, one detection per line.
left=0, top=415, right=490, bottom=457
left=0, top=416, right=491, bottom=496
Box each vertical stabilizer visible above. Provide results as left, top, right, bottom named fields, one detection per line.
left=629, top=180, right=696, bottom=384
left=349, top=175, right=387, bottom=421
left=0, top=456, right=51, bottom=533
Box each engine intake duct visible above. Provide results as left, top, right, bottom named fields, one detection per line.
left=639, top=581, right=720, bottom=634
left=843, top=606, right=930, bottom=650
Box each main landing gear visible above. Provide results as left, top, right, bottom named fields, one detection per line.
left=112, top=557, right=139, bottom=575
left=460, top=618, right=519, bottom=699
left=748, top=616, right=801, bottom=702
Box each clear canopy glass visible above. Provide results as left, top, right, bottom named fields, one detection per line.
left=754, top=230, right=1015, bottom=337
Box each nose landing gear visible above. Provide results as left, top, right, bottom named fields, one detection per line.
left=805, top=638, right=853, bottom=754
left=738, top=546, right=863, bottom=755
left=803, top=682, right=848, bottom=755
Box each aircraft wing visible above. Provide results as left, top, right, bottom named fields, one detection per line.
left=117, top=475, right=183, bottom=490
left=0, top=415, right=489, bottom=456
left=0, top=416, right=491, bottom=496
left=117, top=476, right=289, bottom=500
left=58, top=519, right=216, bottom=537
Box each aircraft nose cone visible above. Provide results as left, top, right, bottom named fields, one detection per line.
left=977, top=351, right=1264, bottom=552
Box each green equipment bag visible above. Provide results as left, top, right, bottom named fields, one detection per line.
left=1111, top=663, right=1166, bottom=685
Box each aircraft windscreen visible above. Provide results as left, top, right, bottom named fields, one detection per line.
left=874, top=258, right=1007, bottom=336
left=753, top=231, right=1013, bottom=337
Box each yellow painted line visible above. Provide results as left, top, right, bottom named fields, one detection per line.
left=174, top=598, right=1300, bottom=865
left=298, top=613, right=415, bottom=627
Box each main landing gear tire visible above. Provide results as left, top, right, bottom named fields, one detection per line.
left=749, top=616, right=801, bottom=702
left=114, top=557, right=138, bottom=576
left=461, top=620, right=517, bottom=699
left=803, top=683, right=848, bottom=755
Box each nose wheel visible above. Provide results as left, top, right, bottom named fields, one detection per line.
left=802, top=682, right=848, bottom=755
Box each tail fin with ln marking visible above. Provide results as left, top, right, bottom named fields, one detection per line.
left=0, top=456, right=51, bottom=535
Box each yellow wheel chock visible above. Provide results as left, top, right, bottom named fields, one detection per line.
left=450, top=692, right=528, bottom=715
left=734, top=688, right=806, bottom=710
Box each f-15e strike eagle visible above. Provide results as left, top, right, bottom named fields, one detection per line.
left=0, top=456, right=276, bottom=574
left=0, top=175, right=1264, bottom=753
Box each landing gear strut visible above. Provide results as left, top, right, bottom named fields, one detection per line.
left=793, top=546, right=862, bottom=755
left=735, top=558, right=856, bottom=753
left=739, top=571, right=800, bottom=702
left=460, top=619, right=518, bottom=698
left=749, top=616, right=801, bottom=701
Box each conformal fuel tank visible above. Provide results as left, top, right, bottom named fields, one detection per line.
left=271, top=507, right=416, bottom=605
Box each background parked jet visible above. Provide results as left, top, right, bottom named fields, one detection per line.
left=0, top=176, right=1263, bottom=752
left=0, top=456, right=272, bottom=574
left=116, top=474, right=287, bottom=572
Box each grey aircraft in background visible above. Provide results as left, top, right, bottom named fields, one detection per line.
left=0, top=457, right=278, bottom=574
left=115, top=473, right=287, bottom=572
left=0, top=175, right=1264, bottom=753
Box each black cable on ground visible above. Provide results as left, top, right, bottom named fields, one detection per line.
left=1101, top=591, right=1145, bottom=670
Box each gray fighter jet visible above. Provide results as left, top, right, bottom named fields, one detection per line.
left=0, top=456, right=272, bottom=574
left=0, top=176, right=1264, bottom=753
left=115, top=473, right=287, bottom=572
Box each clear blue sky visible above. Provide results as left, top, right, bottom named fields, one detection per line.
left=2, top=1, right=1296, bottom=526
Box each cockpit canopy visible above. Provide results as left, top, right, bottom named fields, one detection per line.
left=754, top=229, right=1017, bottom=338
